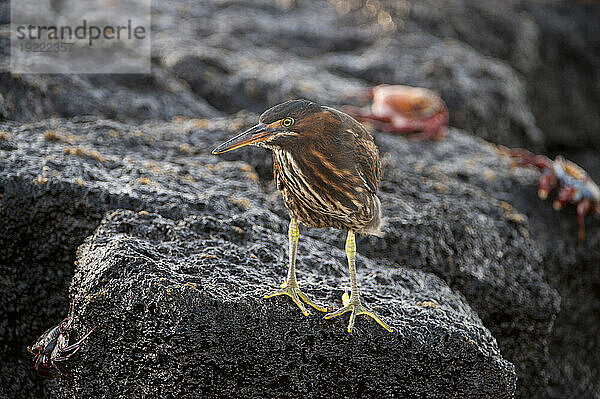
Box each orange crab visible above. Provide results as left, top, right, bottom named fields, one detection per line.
left=344, top=84, right=448, bottom=141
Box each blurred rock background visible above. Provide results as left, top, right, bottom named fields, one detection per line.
left=2, top=0, right=600, bottom=155
left=0, top=0, right=599, bottom=398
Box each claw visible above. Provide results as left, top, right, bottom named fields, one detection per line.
left=324, top=293, right=393, bottom=333
left=264, top=281, right=327, bottom=316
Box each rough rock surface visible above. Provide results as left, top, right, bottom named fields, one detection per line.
left=372, top=133, right=600, bottom=399
left=49, top=209, right=515, bottom=398
left=0, top=116, right=265, bottom=398
left=0, top=116, right=579, bottom=399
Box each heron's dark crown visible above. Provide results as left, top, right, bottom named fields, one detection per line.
left=259, top=100, right=323, bottom=124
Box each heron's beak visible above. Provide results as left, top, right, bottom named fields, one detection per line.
left=212, top=123, right=271, bottom=154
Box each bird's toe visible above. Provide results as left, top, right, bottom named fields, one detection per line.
left=325, top=301, right=393, bottom=333
left=264, top=283, right=326, bottom=316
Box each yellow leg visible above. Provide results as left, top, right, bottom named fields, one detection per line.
left=324, top=231, right=393, bottom=333
left=264, top=218, right=327, bottom=315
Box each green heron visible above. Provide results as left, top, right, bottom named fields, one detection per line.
left=212, top=100, right=392, bottom=333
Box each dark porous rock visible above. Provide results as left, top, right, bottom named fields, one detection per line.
left=482, top=158, right=600, bottom=399
left=523, top=1, right=600, bottom=151
left=0, top=116, right=564, bottom=397
left=52, top=209, right=515, bottom=398
left=322, top=34, right=544, bottom=151
left=367, top=131, right=600, bottom=398
left=0, top=70, right=220, bottom=123
left=0, top=113, right=600, bottom=398
left=0, top=116, right=267, bottom=399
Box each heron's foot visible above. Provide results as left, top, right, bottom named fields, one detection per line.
left=324, top=290, right=393, bottom=333
left=264, top=280, right=327, bottom=316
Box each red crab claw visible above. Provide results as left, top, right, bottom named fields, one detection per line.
left=553, top=186, right=577, bottom=210
left=538, top=170, right=557, bottom=200
left=53, top=364, right=72, bottom=380
left=497, top=146, right=553, bottom=171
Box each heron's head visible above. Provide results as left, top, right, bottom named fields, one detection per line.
left=212, top=100, right=340, bottom=154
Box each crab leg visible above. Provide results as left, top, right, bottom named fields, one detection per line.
left=553, top=186, right=577, bottom=210
left=50, top=361, right=71, bottom=379
left=538, top=170, right=557, bottom=199
left=60, top=326, right=97, bottom=354
left=498, top=146, right=553, bottom=171
left=576, top=198, right=592, bottom=241
left=59, top=301, right=76, bottom=332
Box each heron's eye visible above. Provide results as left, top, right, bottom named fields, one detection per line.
left=281, top=118, right=294, bottom=128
